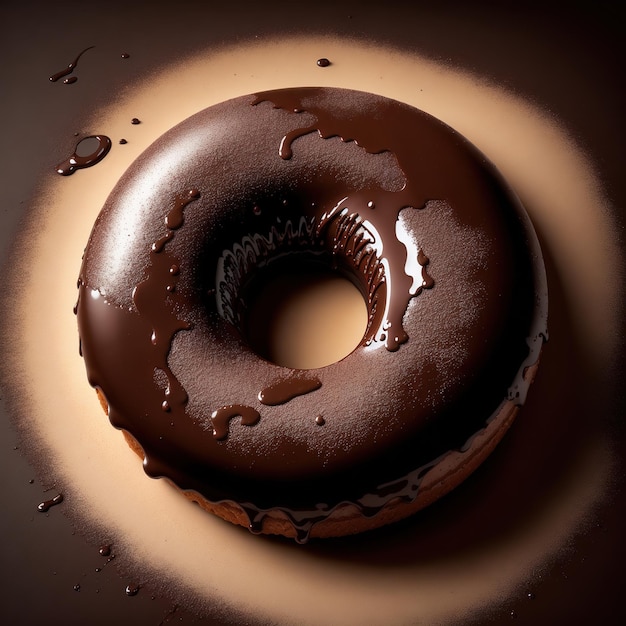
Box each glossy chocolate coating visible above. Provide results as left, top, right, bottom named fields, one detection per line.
left=76, top=87, right=547, bottom=541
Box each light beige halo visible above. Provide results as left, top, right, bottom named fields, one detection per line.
left=8, top=35, right=620, bottom=625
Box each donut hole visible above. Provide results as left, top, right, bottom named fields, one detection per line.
left=214, top=202, right=390, bottom=369
left=241, top=254, right=368, bottom=369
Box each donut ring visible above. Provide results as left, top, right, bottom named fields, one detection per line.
left=76, top=87, right=547, bottom=542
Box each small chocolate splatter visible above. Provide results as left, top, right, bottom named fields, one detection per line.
left=37, top=493, right=64, bottom=512
left=49, top=46, right=94, bottom=82
left=125, top=583, right=140, bottom=596
left=98, top=544, right=112, bottom=557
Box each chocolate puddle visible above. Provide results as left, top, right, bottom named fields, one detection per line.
left=56, top=135, right=112, bottom=176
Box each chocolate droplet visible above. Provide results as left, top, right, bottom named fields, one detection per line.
left=99, top=544, right=112, bottom=557
left=56, top=135, right=112, bottom=176
left=37, top=493, right=64, bottom=512
left=125, top=583, right=140, bottom=596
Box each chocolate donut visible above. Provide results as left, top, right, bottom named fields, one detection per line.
left=76, top=87, right=547, bottom=542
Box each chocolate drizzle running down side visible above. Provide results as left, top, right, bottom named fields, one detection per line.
left=130, top=189, right=201, bottom=413
left=77, top=190, right=200, bottom=418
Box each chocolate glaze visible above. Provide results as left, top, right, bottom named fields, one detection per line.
left=76, top=88, right=547, bottom=541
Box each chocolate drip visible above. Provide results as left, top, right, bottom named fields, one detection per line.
left=417, top=249, right=435, bottom=290
left=242, top=446, right=450, bottom=544
left=37, top=493, right=63, bottom=512
left=56, top=135, right=111, bottom=176
left=211, top=405, right=261, bottom=440
left=49, top=46, right=94, bottom=82
left=132, top=189, right=200, bottom=413
left=258, top=377, right=322, bottom=406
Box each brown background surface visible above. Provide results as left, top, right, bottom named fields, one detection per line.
left=1, top=1, right=624, bottom=624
